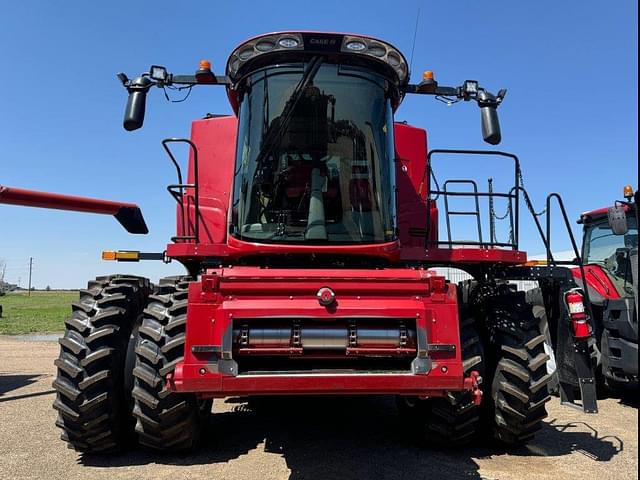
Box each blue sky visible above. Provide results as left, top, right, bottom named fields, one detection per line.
left=0, top=1, right=637, bottom=288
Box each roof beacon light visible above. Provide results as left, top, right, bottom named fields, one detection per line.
left=417, top=70, right=437, bottom=93
left=623, top=185, right=634, bottom=199
left=196, top=59, right=215, bottom=83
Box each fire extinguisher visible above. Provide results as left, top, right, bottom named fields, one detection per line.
left=564, top=289, right=591, bottom=339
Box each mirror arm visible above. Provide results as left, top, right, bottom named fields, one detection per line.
left=404, top=80, right=506, bottom=145
left=118, top=66, right=231, bottom=131
left=169, top=74, right=231, bottom=86
left=405, top=84, right=459, bottom=96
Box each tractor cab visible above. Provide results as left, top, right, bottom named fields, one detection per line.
left=113, top=31, right=512, bottom=266
left=225, top=33, right=407, bottom=245
left=579, top=186, right=639, bottom=298
left=582, top=211, right=637, bottom=293
left=575, top=186, right=638, bottom=389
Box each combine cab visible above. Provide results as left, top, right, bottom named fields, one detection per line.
left=0, top=31, right=599, bottom=453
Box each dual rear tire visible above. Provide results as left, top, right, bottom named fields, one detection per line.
left=53, top=275, right=151, bottom=452
left=53, top=275, right=209, bottom=453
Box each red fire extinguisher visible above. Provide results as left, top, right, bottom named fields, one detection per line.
left=564, top=289, right=591, bottom=339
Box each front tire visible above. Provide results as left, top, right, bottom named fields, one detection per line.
left=485, top=288, right=552, bottom=445
left=526, top=287, right=559, bottom=395
left=132, top=277, right=212, bottom=451
left=53, top=275, right=151, bottom=452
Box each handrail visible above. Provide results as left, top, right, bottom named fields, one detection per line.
left=426, top=149, right=520, bottom=250
left=545, top=193, right=594, bottom=319
left=443, top=180, right=484, bottom=247
left=162, top=138, right=200, bottom=243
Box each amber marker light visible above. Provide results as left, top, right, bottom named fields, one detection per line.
left=102, top=251, right=117, bottom=261
left=101, top=250, right=140, bottom=261
left=623, top=185, right=633, bottom=199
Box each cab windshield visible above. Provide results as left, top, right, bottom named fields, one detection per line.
left=584, top=216, right=638, bottom=283
left=231, top=61, right=397, bottom=244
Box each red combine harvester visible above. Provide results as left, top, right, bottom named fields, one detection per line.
left=0, top=32, right=599, bottom=453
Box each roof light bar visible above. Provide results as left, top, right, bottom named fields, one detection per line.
left=226, top=32, right=409, bottom=84
left=227, top=33, right=303, bottom=80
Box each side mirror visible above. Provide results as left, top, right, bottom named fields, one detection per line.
left=123, top=76, right=153, bottom=131
left=607, top=205, right=628, bottom=235
left=478, top=90, right=502, bottom=145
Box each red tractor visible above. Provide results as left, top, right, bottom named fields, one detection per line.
left=574, top=187, right=637, bottom=391
left=0, top=31, right=599, bottom=453
left=527, top=187, right=638, bottom=400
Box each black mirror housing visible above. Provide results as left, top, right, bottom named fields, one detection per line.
left=477, top=90, right=502, bottom=145
left=607, top=205, right=629, bottom=235
left=123, top=76, right=153, bottom=131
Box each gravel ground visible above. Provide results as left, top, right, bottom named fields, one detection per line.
left=0, top=335, right=637, bottom=480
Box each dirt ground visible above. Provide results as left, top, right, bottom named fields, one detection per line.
left=0, top=335, right=637, bottom=480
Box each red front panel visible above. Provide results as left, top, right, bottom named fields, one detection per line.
left=169, top=267, right=466, bottom=397
left=175, top=116, right=237, bottom=244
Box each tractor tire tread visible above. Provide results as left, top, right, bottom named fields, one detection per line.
left=132, top=276, right=210, bottom=452
left=52, top=275, right=150, bottom=453
left=488, top=288, right=551, bottom=446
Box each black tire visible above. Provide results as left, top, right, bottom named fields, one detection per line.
left=485, top=288, right=552, bottom=445
left=53, top=275, right=151, bottom=452
left=132, top=277, right=212, bottom=451
left=397, top=310, right=485, bottom=447
left=526, top=288, right=559, bottom=395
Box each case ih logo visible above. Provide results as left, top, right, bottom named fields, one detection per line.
left=309, top=38, right=337, bottom=46
left=303, top=34, right=343, bottom=51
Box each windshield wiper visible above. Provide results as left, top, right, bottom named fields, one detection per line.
left=253, top=56, right=324, bottom=169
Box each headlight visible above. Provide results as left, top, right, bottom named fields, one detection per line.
left=345, top=40, right=367, bottom=51
left=278, top=37, right=299, bottom=48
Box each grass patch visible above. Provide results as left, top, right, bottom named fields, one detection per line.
left=0, top=291, right=78, bottom=335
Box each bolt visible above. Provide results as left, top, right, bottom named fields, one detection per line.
left=440, top=366, right=448, bottom=373
left=289, top=296, right=294, bottom=300
left=199, top=368, right=206, bottom=375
